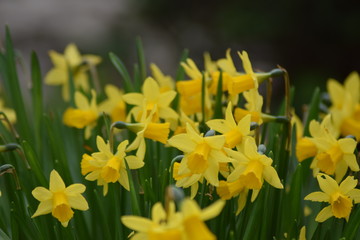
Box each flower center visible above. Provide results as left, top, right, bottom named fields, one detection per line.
left=217, top=179, right=244, bottom=200
left=316, top=144, right=343, bottom=175
left=330, top=192, right=353, bottom=219
left=52, top=192, right=74, bottom=223
left=239, top=160, right=264, bottom=189
left=187, top=143, right=211, bottom=174
left=144, top=122, right=170, bottom=144
left=101, top=156, right=121, bottom=183
left=224, top=128, right=243, bottom=148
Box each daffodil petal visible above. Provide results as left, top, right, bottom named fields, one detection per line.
left=64, top=184, right=86, bottom=195
left=32, top=187, right=52, bottom=201
left=152, top=202, right=166, bottom=223
left=201, top=200, right=225, bottom=221
left=315, top=205, right=333, bottom=222
left=121, top=216, right=153, bottom=232
left=344, top=154, right=359, bottom=171
left=317, top=174, right=338, bottom=195
left=338, top=138, right=356, bottom=153
left=68, top=194, right=89, bottom=211
left=32, top=199, right=53, bottom=218
left=122, top=93, right=144, bottom=106
left=168, top=134, right=195, bottom=153
left=348, top=189, right=360, bottom=203
left=125, top=155, right=144, bottom=169
left=304, top=192, right=329, bottom=202
left=263, top=166, right=283, bottom=189
left=49, top=170, right=66, bottom=192
left=339, top=176, right=358, bottom=195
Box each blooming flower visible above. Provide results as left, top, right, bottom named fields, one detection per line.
left=234, top=88, right=263, bottom=124
left=126, top=106, right=170, bottom=161
left=225, top=137, right=283, bottom=191
left=327, top=72, right=360, bottom=140
left=121, top=198, right=225, bottom=240
left=206, top=102, right=251, bottom=149
left=305, top=174, right=360, bottom=222
left=63, top=90, right=98, bottom=139
left=150, top=63, right=175, bottom=92
left=32, top=170, right=89, bottom=227
left=45, top=43, right=101, bottom=101
left=216, top=179, right=249, bottom=215
left=123, top=77, right=178, bottom=122
left=168, top=123, right=230, bottom=190
left=98, top=84, right=126, bottom=122
left=81, top=136, right=144, bottom=195
left=306, top=115, right=359, bottom=181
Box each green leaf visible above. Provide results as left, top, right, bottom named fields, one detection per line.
left=213, top=70, right=223, bottom=119
left=135, top=37, right=147, bottom=82
left=109, top=52, right=133, bottom=92
left=0, top=228, right=11, bottom=240
left=303, top=87, right=320, bottom=137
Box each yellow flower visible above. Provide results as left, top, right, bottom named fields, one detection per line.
left=168, top=123, right=229, bottom=189
left=225, top=137, right=283, bottom=190
left=305, top=174, right=360, bottom=222
left=308, top=115, right=359, bottom=181
left=173, top=111, right=200, bottom=136
left=123, top=77, right=178, bottom=122
left=227, top=51, right=258, bottom=96
left=121, top=201, right=183, bottom=240
left=327, top=72, right=360, bottom=140
left=296, top=137, right=317, bottom=162
left=234, top=89, right=263, bottom=124
left=126, top=107, right=170, bottom=161
left=216, top=180, right=249, bottom=215
left=31, top=170, right=88, bottom=227
left=206, top=102, right=251, bottom=149
left=81, top=136, right=143, bottom=195
left=44, top=43, right=101, bottom=101
left=98, top=84, right=126, bottom=122
left=0, top=99, right=16, bottom=124
left=63, top=90, right=98, bottom=139
left=181, top=198, right=225, bottom=240
left=150, top=63, right=175, bottom=92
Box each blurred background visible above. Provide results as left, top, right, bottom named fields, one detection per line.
left=1, top=0, right=359, bottom=110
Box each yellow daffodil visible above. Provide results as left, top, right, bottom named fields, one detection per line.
left=305, top=174, right=360, bottom=222
left=173, top=111, right=200, bottom=136
left=0, top=99, right=16, bottom=124
left=45, top=43, right=101, bottom=101
left=121, top=201, right=182, bottom=239
left=296, top=137, right=317, bottom=162
left=63, top=90, right=98, bottom=139
left=150, top=63, right=175, bottom=92
left=225, top=137, right=283, bottom=191
left=180, top=198, right=225, bottom=240
left=216, top=180, right=249, bottom=215
left=234, top=89, right=263, bottom=124
left=207, top=102, right=251, bottom=149
left=81, top=136, right=143, bottom=195
left=168, top=123, right=230, bottom=190
left=32, top=170, right=88, bottom=227
left=327, top=72, right=360, bottom=140
left=126, top=107, right=170, bottom=161
left=307, top=115, right=359, bottom=181
left=98, top=84, right=126, bottom=122
left=123, top=77, right=178, bottom=122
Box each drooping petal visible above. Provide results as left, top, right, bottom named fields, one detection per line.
left=263, top=166, right=283, bottom=189
left=343, top=154, right=359, bottom=171
left=201, top=200, right=225, bottom=221
left=190, top=182, right=199, bottom=199
left=67, top=195, right=89, bottom=211
left=32, top=187, right=53, bottom=201
left=203, top=160, right=219, bottom=186
left=32, top=199, right=53, bottom=218
left=118, top=169, right=129, bottom=191
left=236, top=189, right=249, bottom=215
left=125, top=155, right=144, bottom=169
left=49, top=170, right=66, bottom=192
left=315, top=206, right=333, bottom=222
left=304, top=192, right=329, bottom=202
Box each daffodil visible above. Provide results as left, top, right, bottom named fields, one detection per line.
left=81, top=136, right=143, bottom=195
left=63, top=90, right=98, bottom=139
left=123, top=77, right=178, bottom=122
left=305, top=174, right=360, bottom=222
left=168, top=123, right=229, bottom=190
left=31, top=170, right=89, bottom=227
left=206, top=102, right=251, bottom=149
left=45, top=43, right=101, bottom=101
left=126, top=107, right=170, bottom=161
left=307, top=115, right=358, bottom=181
left=216, top=180, right=249, bottom=215
left=234, top=88, right=263, bottom=124
left=121, top=201, right=183, bottom=239
left=150, top=63, right=175, bottom=92
left=225, top=137, right=283, bottom=191
left=180, top=198, right=225, bottom=240
left=327, top=72, right=360, bottom=140
left=98, top=84, right=126, bottom=122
